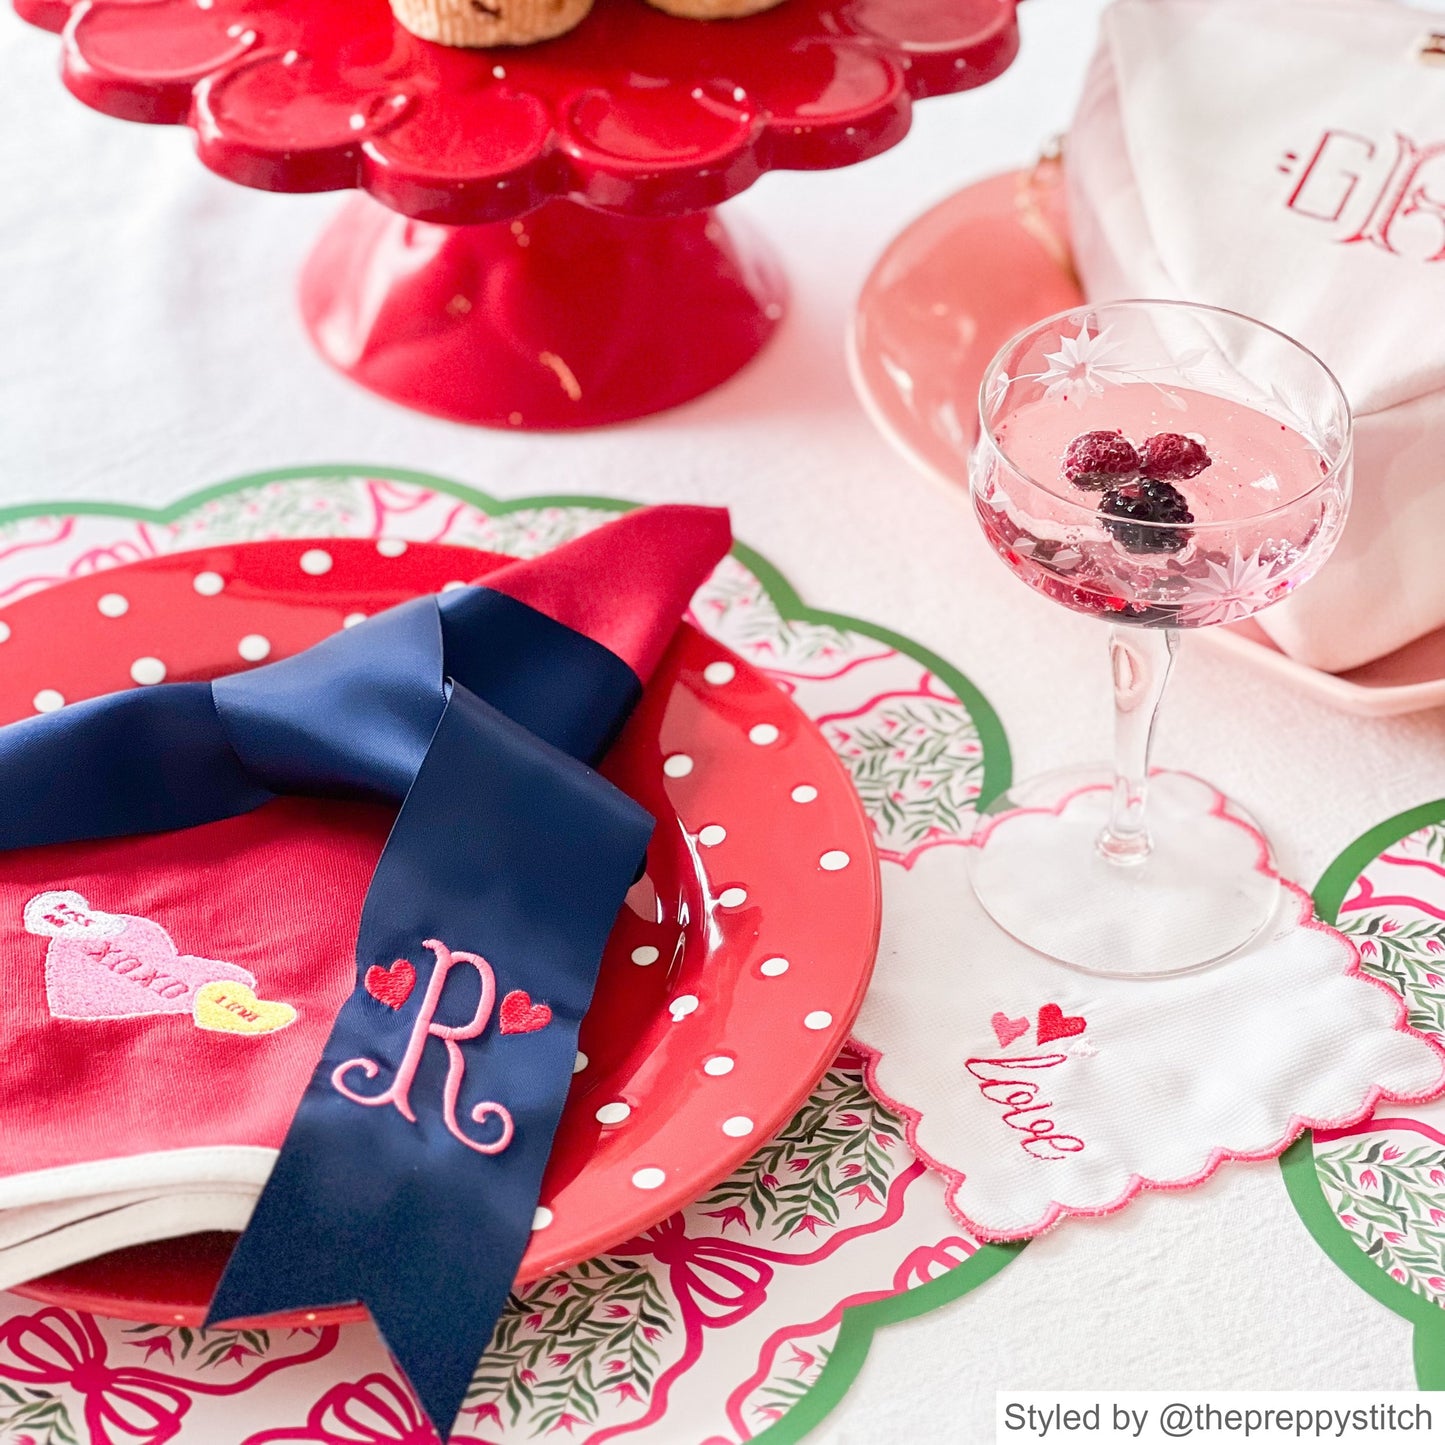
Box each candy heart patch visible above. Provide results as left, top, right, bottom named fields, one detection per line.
left=29, top=891, right=258, bottom=1022
left=194, top=981, right=297, bottom=1036
left=499, top=989, right=552, bottom=1036
left=24, top=889, right=125, bottom=940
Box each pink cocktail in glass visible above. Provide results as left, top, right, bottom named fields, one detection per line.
left=968, top=302, right=1352, bottom=976
left=976, top=382, right=1339, bottom=629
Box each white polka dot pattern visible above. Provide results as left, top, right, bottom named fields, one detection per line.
left=698, top=825, right=726, bottom=847
left=531, top=1206, right=554, bottom=1230
left=193, top=572, right=225, bottom=596
left=703, top=660, right=736, bottom=685
left=703, top=1056, right=734, bottom=1076
left=376, top=538, right=408, bottom=558
left=631, top=945, right=660, bottom=967
left=33, top=689, right=64, bottom=714
left=343, top=613, right=367, bottom=629
left=97, top=593, right=129, bottom=618
left=595, top=1102, right=631, bottom=1125
left=792, top=784, right=819, bottom=803
left=722, top=1116, right=754, bottom=1137
left=717, top=887, right=748, bottom=908
left=663, top=754, right=694, bottom=779
left=749, top=723, right=780, bottom=746
left=759, top=957, right=789, bottom=977
left=238, top=634, right=271, bottom=663
left=804, top=1011, right=833, bottom=1031
left=299, top=549, right=333, bottom=576
left=631, top=1167, right=665, bottom=1190
left=820, top=850, right=851, bottom=871
left=129, top=657, right=166, bottom=686
left=573, top=1052, right=589, bottom=1074
left=0, top=621, right=10, bottom=643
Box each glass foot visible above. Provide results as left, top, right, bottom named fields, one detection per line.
left=967, top=767, right=1280, bottom=978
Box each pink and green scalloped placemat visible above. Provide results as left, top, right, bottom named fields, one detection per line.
left=0, top=465, right=1019, bottom=1445
left=1285, top=799, right=1445, bottom=1390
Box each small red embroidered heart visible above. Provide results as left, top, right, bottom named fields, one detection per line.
left=500, top=989, right=552, bottom=1035
left=1036, top=1003, right=1087, bottom=1045
left=365, top=959, right=416, bottom=1011
left=990, top=1011, right=1030, bottom=1048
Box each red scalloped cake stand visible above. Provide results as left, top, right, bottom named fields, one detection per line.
left=17, top=0, right=1019, bottom=428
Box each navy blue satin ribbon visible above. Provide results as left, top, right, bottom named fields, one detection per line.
left=0, top=587, right=654, bottom=1435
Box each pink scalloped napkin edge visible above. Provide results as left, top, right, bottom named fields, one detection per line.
left=851, top=772, right=1445, bottom=1241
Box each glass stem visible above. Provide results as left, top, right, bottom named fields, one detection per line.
left=1098, top=625, right=1178, bottom=867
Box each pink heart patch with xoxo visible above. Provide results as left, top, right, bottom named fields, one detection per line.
left=30, top=894, right=256, bottom=1022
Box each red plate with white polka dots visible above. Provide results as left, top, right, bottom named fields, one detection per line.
left=0, top=538, right=881, bottom=1323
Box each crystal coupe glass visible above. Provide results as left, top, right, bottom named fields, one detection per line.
left=968, top=301, right=1353, bottom=977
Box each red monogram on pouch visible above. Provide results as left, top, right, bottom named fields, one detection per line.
left=1280, top=128, right=1445, bottom=261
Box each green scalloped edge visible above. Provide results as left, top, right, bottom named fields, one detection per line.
left=0, top=462, right=1019, bottom=1443
left=1283, top=798, right=1445, bottom=1390
left=749, top=1237, right=1024, bottom=1444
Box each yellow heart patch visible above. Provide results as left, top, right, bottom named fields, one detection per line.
left=193, top=980, right=297, bottom=1036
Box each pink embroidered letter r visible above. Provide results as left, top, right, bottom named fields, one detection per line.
left=332, top=939, right=515, bottom=1155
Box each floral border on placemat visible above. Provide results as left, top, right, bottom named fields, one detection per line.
left=0, top=465, right=1018, bottom=1445
left=1283, top=800, right=1445, bottom=1390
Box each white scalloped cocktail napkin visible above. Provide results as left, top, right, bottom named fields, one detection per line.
left=853, top=771, right=1445, bottom=1240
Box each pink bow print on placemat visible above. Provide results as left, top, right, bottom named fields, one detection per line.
left=578, top=1163, right=923, bottom=1443
left=0, top=1309, right=191, bottom=1445
left=0, top=1307, right=339, bottom=1445
left=632, top=1215, right=777, bottom=1331
left=243, top=1373, right=491, bottom=1445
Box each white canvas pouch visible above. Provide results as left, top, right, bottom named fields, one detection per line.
left=1068, top=0, right=1445, bottom=672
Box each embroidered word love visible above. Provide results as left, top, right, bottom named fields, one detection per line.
left=333, top=938, right=518, bottom=1156
left=963, top=1053, right=1086, bottom=1162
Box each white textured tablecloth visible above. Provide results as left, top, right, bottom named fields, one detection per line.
left=6, top=0, right=1445, bottom=1438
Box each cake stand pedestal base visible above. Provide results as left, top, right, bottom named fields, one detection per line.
left=299, top=195, right=788, bottom=430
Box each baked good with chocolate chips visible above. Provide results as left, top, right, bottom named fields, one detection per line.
left=389, top=0, right=592, bottom=46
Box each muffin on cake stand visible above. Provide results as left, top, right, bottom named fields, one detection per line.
left=17, top=0, right=1020, bottom=428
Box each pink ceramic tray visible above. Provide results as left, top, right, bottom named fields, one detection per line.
left=849, top=164, right=1445, bottom=718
